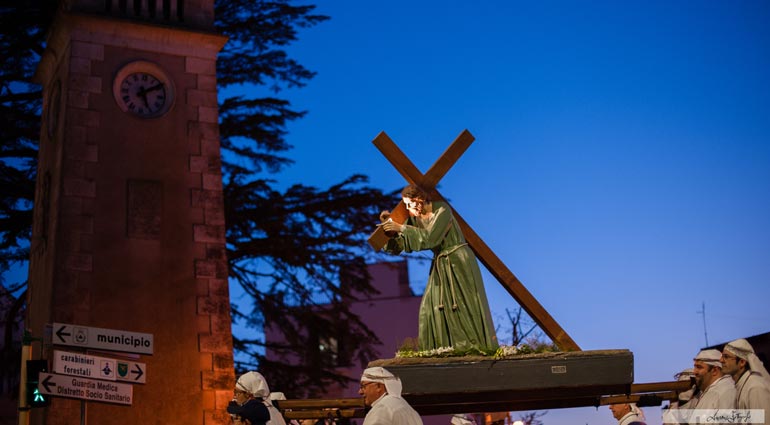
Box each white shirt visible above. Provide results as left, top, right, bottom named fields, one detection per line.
left=617, top=411, right=646, bottom=425
left=266, top=402, right=286, bottom=425
left=363, top=394, right=423, bottom=425
left=735, top=371, right=770, bottom=425
left=694, top=374, right=736, bottom=410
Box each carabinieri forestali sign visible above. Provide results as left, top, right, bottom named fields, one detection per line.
left=53, top=322, right=153, bottom=355
left=53, top=350, right=117, bottom=381
left=52, top=350, right=148, bottom=384
left=38, top=373, right=133, bottom=405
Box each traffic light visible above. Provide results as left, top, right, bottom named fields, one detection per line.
left=26, top=359, right=51, bottom=408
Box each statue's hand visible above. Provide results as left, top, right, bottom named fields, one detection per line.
left=381, top=219, right=404, bottom=234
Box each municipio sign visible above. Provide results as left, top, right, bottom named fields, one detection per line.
left=53, top=322, right=153, bottom=355
left=38, top=373, right=133, bottom=405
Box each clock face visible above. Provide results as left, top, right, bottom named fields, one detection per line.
left=118, top=72, right=168, bottom=117
left=112, top=61, right=174, bottom=118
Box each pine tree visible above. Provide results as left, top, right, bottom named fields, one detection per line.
left=1, top=0, right=391, bottom=397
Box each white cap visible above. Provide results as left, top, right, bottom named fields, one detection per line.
left=694, top=349, right=723, bottom=368
left=675, top=368, right=695, bottom=381
left=236, top=371, right=271, bottom=399
left=361, top=367, right=403, bottom=397
left=724, top=339, right=770, bottom=389
left=724, top=338, right=755, bottom=361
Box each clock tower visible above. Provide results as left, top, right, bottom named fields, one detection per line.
left=29, top=1, right=234, bottom=424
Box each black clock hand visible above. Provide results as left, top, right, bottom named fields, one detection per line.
left=144, top=83, right=164, bottom=93
left=137, top=86, right=150, bottom=108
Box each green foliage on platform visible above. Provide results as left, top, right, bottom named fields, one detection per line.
left=494, top=342, right=559, bottom=358
left=395, top=341, right=558, bottom=359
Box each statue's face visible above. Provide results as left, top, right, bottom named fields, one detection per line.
left=403, top=196, right=425, bottom=216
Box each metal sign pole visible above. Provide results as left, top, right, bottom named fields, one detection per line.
left=17, top=343, right=31, bottom=425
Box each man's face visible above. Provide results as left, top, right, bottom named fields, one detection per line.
left=234, top=388, right=251, bottom=406
left=358, top=381, right=385, bottom=406
left=693, top=360, right=717, bottom=391
left=609, top=403, right=630, bottom=420
left=720, top=351, right=743, bottom=377
left=403, top=197, right=425, bottom=217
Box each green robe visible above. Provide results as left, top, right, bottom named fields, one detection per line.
left=384, top=201, right=498, bottom=354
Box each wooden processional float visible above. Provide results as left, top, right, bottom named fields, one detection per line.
left=273, top=130, right=691, bottom=419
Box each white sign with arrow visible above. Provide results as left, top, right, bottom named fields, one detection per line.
left=38, top=373, right=133, bottom=405
left=53, top=350, right=116, bottom=381
left=115, top=359, right=147, bottom=384
left=52, top=350, right=147, bottom=384
left=53, top=322, right=153, bottom=355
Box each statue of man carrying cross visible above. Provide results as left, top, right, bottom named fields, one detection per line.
left=369, top=129, right=580, bottom=354
left=380, top=184, right=499, bottom=355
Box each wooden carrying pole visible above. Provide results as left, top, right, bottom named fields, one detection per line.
left=274, top=380, right=691, bottom=419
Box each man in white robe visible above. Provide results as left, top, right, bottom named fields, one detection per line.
left=664, top=368, right=697, bottom=424
left=233, top=371, right=287, bottom=425
left=691, top=349, right=736, bottom=410
left=721, top=339, right=770, bottom=425
left=672, top=368, right=697, bottom=409
left=359, top=367, right=422, bottom=425
left=609, top=402, right=646, bottom=425
left=450, top=414, right=476, bottom=425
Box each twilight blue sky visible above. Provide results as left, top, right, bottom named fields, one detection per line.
left=245, top=1, right=770, bottom=423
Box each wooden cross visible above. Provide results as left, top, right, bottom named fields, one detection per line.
left=369, top=129, right=581, bottom=351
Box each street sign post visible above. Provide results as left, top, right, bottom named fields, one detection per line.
left=53, top=350, right=148, bottom=384
left=52, top=322, right=153, bottom=355
left=38, top=373, right=133, bottom=405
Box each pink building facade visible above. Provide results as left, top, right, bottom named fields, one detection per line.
left=264, top=260, right=452, bottom=424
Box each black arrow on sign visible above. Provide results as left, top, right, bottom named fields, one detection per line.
left=131, top=364, right=143, bottom=381
left=41, top=375, right=56, bottom=393
left=55, top=326, right=71, bottom=343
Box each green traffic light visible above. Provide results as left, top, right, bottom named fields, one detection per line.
left=26, top=360, right=51, bottom=408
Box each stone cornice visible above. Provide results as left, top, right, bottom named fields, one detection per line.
left=35, top=11, right=228, bottom=85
